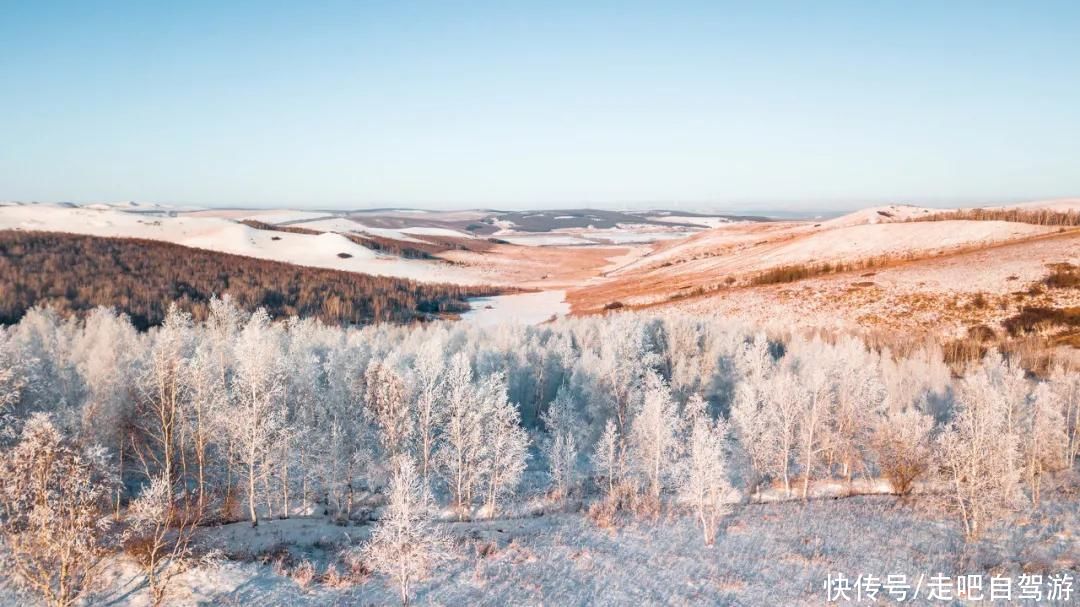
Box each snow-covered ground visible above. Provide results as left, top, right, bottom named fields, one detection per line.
left=399, top=226, right=475, bottom=238
left=459, top=290, right=569, bottom=326
left=234, top=210, right=336, bottom=225
left=610, top=214, right=1057, bottom=277
left=26, top=494, right=1074, bottom=607
left=821, top=204, right=938, bottom=228
left=587, top=229, right=696, bottom=244
left=645, top=214, right=735, bottom=228
left=497, top=234, right=598, bottom=246
left=495, top=227, right=697, bottom=247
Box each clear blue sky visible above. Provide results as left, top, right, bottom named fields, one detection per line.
left=1, top=1, right=1077, bottom=210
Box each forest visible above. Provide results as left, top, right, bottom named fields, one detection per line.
left=0, top=299, right=1077, bottom=605
left=0, top=231, right=501, bottom=329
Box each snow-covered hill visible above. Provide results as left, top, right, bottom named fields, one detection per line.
left=0, top=204, right=488, bottom=285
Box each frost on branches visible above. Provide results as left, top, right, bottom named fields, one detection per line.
left=937, top=354, right=1025, bottom=539
left=678, top=396, right=736, bottom=545
left=541, top=385, right=583, bottom=499
left=0, top=414, right=116, bottom=607
left=361, top=456, right=453, bottom=607
left=1, top=300, right=1079, bottom=606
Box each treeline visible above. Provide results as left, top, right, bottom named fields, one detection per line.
left=0, top=231, right=501, bottom=329
left=748, top=257, right=897, bottom=286
left=908, top=207, right=1080, bottom=226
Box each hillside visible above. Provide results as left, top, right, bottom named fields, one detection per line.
left=568, top=201, right=1080, bottom=359
left=0, top=204, right=490, bottom=285
left=0, top=231, right=501, bottom=328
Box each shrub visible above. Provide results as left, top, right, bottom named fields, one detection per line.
left=290, top=560, right=317, bottom=589
left=1043, top=263, right=1080, bottom=289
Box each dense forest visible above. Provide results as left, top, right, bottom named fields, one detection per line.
left=0, top=230, right=502, bottom=329
left=0, top=303, right=1077, bottom=605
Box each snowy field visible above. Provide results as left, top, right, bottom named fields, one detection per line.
left=11, top=493, right=1074, bottom=607
left=459, top=290, right=570, bottom=326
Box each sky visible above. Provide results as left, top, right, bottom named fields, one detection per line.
left=1, top=1, right=1078, bottom=211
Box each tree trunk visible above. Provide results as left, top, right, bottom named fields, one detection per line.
left=248, top=459, right=258, bottom=527
left=281, top=455, right=290, bottom=518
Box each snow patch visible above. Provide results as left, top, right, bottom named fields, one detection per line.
left=460, top=290, right=569, bottom=326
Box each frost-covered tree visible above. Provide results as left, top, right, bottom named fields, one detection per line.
left=134, top=305, right=194, bottom=503
left=222, top=310, right=286, bottom=526
left=0, top=329, right=32, bottom=442
left=319, top=338, right=377, bottom=521
left=72, top=307, right=142, bottom=443
left=185, top=343, right=227, bottom=517
left=628, top=371, right=682, bottom=506
left=760, top=368, right=805, bottom=497
left=365, top=359, right=412, bottom=458
left=362, top=457, right=452, bottom=607
left=541, top=385, right=582, bottom=499
left=730, top=334, right=777, bottom=496
left=1021, top=383, right=1067, bottom=505
left=987, top=350, right=1031, bottom=437
left=793, top=342, right=837, bottom=500
left=409, top=336, right=447, bottom=487
left=592, top=418, right=626, bottom=499
left=438, top=352, right=485, bottom=516
left=7, top=307, right=85, bottom=419
left=72, top=307, right=143, bottom=516
left=573, top=315, right=660, bottom=433
left=1049, top=364, right=1080, bottom=465
left=678, top=400, right=735, bottom=545
left=869, top=406, right=934, bottom=496
left=826, top=340, right=885, bottom=486
left=879, top=344, right=951, bottom=420
left=482, top=374, right=530, bottom=517
left=937, top=358, right=1024, bottom=540
left=662, top=316, right=724, bottom=402
left=0, top=414, right=116, bottom=607
left=281, top=317, right=327, bottom=513
left=124, top=475, right=202, bottom=607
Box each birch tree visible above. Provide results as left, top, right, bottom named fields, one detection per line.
left=795, top=348, right=837, bottom=500
left=762, top=368, right=805, bottom=497
left=937, top=360, right=1023, bottom=540
left=362, top=457, right=452, bottom=607
left=134, top=305, right=193, bottom=503
left=1049, top=364, right=1080, bottom=465
left=628, top=371, right=681, bottom=507
left=678, top=402, right=735, bottom=545
left=481, top=374, right=529, bottom=517
left=1021, top=383, right=1067, bottom=505
left=222, top=310, right=286, bottom=526
left=592, top=419, right=626, bottom=499
left=409, top=337, right=446, bottom=487
left=730, top=334, right=777, bottom=497
left=365, top=359, right=413, bottom=458
left=541, top=385, right=582, bottom=499
left=438, top=353, right=485, bottom=517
